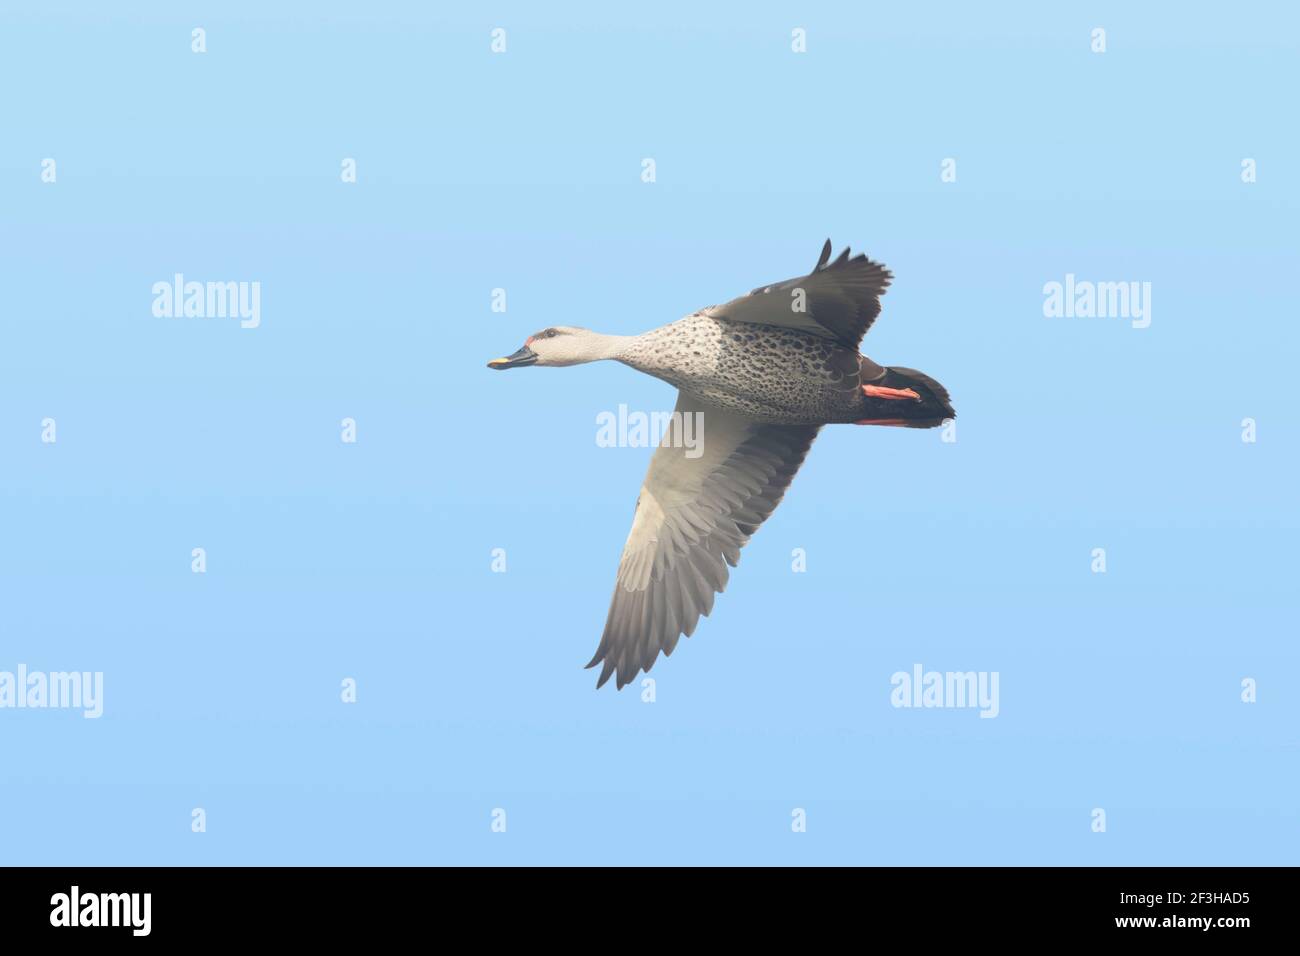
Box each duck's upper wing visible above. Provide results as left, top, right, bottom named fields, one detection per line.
left=588, top=392, right=819, bottom=689
left=701, top=239, right=892, bottom=350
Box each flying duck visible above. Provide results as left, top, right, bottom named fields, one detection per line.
left=488, top=240, right=955, bottom=689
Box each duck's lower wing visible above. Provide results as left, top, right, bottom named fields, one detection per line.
left=587, top=392, right=820, bottom=689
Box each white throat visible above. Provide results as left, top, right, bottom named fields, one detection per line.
left=547, top=331, right=633, bottom=366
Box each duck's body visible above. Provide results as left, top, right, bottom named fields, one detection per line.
left=619, top=313, right=952, bottom=427
left=620, top=314, right=864, bottom=425
left=489, top=240, right=955, bottom=689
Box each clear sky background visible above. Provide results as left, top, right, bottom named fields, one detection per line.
left=1, top=2, right=1296, bottom=865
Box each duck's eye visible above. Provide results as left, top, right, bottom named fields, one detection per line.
left=540, top=329, right=559, bottom=339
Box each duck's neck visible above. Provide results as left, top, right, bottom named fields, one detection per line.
left=581, top=331, right=637, bottom=364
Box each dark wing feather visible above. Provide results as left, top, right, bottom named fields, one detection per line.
left=702, top=239, right=892, bottom=349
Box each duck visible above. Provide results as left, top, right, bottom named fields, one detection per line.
left=488, top=240, right=955, bottom=689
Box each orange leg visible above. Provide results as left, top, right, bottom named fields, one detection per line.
left=862, top=384, right=920, bottom=401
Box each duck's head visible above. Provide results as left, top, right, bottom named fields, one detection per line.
left=487, top=326, right=608, bottom=369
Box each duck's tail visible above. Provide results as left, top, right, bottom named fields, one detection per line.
left=855, top=366, right=955, bottom=428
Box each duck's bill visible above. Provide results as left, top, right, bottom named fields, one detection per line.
left=487, top=346, right=537, bottom=370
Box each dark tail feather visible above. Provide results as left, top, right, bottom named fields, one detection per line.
left=861, top=366, right=955, bottom=428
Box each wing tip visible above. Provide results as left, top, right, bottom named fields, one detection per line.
left=815, top=238, right=832, bottom=271
left=587, top=640, right=670, bottom=691
left=816, top=238, right=891, bottom=285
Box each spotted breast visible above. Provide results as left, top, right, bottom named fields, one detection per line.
left=618, top=313, right=867, bottom=425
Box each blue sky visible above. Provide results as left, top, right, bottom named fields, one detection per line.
left=1, top=2, right=1296, bottom=865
